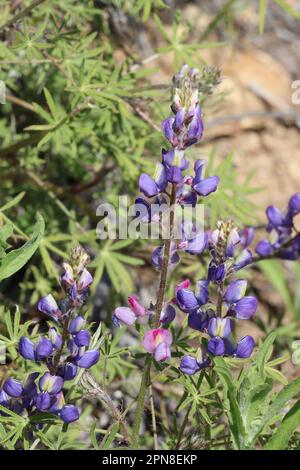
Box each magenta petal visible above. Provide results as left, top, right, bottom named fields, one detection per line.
left=142, top=328, right=172, bottom=353
left=128, top=295, right=145, bottom=317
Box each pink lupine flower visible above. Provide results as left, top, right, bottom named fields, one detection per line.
left=142, top=328, right=173, bottom=362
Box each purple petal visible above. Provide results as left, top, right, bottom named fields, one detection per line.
left=233, top=248, right=253, bottom=270
left=76, top=350, right=100, bottom=369
left=208, top=337, right=225, bottom=356
left=195, top=280, right=209, bottom=305
left=180, top=355, right=200, bottom=375
left=154, top=162, right=168, bottom=192
left=160, top=304, right=176, bottom=325
left=39, top=373, right=64, bottom=395
left=188, top=310, right=211, bottom=332
left=49, top=327, right=62, bottom=350
left=60, top=405, right=80, bottom=423
left=113, top=307, right=136, bottom=326
left=234, top=296, right=257, bottom=320
left=0, top=389, right=9, bottom=405
left=266, top=205, right=285, bottom=227
left=69, top=316, right=86, bottom=334
left=19, top=336, right=35, bottom=361
left=224, top=279, right=247, bottom=304
left=289, top=193, right=300, bottom=215
left=3, top=378, right=23, bottom=398
left=35, top=392, right=51, bottom=411
left=208, top=317, right=232, bottom=338
left=236, top=336, right=255, bottom=358
left=61, top=263, right=74, bottom=286
left=49, top=392, right=65, bottom=412
left=193, top=176, right=220, bottom=197
left=193, top=159, right=206, bottom=182
left=58, top=363, right=78, bottom=381
left=176, top=288, right=199, bottom=313
left=173, top=107, right=185, bottom=133
left=151, top=245, right=163, bottom=269
left=38, top=294, right=62, bottom=320
left=154, top=342, right=171, bottom=362
left=185, top=232, right=208, bottom=255
left=78, top=269, right=93, bottom=291
left=139, top=173, right=158, bottom=198
left=166, top=166, right=183, bottom=184
left=162, top=117, right=178, bottom=146
left=35, top=337, right=53, bottom=360
left=240, top=227, right=255, bottom=248
left=255, top=240, right=273, bottom=257
left=74, top=329, right=90, bottom=347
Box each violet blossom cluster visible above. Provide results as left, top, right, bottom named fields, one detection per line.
left=113, top=66, right=300, bottom=375
left=0, top=246, right=100, bottom=423
left=255, top=194, right=300, bottom=260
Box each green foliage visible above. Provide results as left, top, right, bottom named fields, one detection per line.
left=0, top=212, right=44, bottom=282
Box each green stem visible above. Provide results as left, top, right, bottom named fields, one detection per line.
left=131, top=354, right=152, bottom=449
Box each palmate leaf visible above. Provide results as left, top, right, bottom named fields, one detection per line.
left=0, top=213, right=45, bottom=282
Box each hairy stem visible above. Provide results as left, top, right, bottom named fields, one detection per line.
left=132, top=183, right=177, bottom=448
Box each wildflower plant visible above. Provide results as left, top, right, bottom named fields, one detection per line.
left=112, top=66, right=300, bottom=450
left=0, top=245, right=101, bottom=430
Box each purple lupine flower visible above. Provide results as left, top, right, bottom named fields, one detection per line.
left=208, top=337, right=226, bottom=356
left=151, top=243, right=180, bottom=269
left=179, top=355, right=200, bottom=375
left=60, top=405, right=80, bottom=423
left=69, top=316, right=86, bottom=334
left=3, top=378, right=23, bottom=398
left=19, top=336, right=54, bottom=362
left=288, top=193, right=300, bottom=215
left=39, top=373, right=64, bottom=395
left=208, top=261, right=226, bottom=282
left=49, top=327, right=62, bottom=350
left=35, top=392, right=51, bottom=411
left=160, top=304, right=176, bottom=325
left=233, top=296, right=258, bottom=320
left=74, top=329, right=90, bottom=347
left=139, top=163, right=167, bottom=198
left=239, top=227, right=255, bottom=248
left=232, top=248, right=253, bottom=270
left=235, top=336, right=255, bottom=358
left=76, top=350, right=100, bottom=369
left=38, top=294, right=63, bottom=321
left=188, top=309, right=213, bottom=332
left=177, top=222, right=208, bottom=255
left=192, top=160, right=219, bottom=197
left=57, top=363, right=78, bottom=381
left=224, top=279, right=247, bottom=304
left=256, top=239, right=273, bottom=257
